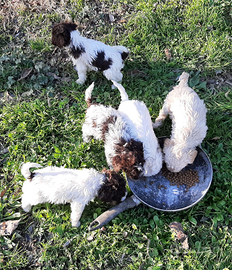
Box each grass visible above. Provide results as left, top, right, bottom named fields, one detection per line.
left=0, top=0, right=232, bottom=269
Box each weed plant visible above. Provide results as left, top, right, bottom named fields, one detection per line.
left=0, top=0, right=232, bottom=269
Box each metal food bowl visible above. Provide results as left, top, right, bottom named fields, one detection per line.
left=127, top=137, right=213, bottom=211
left=89, top=137, right=213, bottom=231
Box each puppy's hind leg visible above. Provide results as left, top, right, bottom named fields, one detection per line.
left=70, top=201, right=86, bottom=227
left=74, top=62, right=88, bottom=85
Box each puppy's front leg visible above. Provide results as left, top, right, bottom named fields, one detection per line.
left=74, top=62, right=87, bottom=85
left=21, top=196, right=32, bottom=212
left=70, top=201, right=85, bottom=227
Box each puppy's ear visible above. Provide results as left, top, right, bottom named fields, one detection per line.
left=52, top=22, right=77, bottom=48
left=188, top=149, right=198, bottom=164
left=97, top=170, right=126, bottom=203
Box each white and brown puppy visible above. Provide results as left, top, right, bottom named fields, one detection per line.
left=52, top=22, right=129, bottom=88
left=112, top=81, right=163, bottom=176
left=21, top=162, right=127, bottom=227
left=82, top=83, right=145, bottom=180
left=153, top=72, right=208, bottom=172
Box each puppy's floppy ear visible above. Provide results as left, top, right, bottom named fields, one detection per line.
left=187, top=149, right=198, bottom=164
left=97, top=170, right=126, bottom=203
left=52, top=22, right=77, bottom=48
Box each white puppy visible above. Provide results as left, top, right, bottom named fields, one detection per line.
left=153, top=72, right=208, bottom=172
left=112, top=81, right=163, bottom=176
left=21, top=163, right=127, bottom=227
left=82, top=83, right=145, bottom=180
left=52, top=22, right=129, bottom=88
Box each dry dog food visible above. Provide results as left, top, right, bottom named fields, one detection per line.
left=161, top=164, right=199, bottom=191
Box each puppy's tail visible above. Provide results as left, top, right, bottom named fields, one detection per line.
left=113, top=46, right=129, bottom=61
left=21, top=162, right=42, bottom=181
left=85, top=82, right=95, bottom=107
left=111, top=80, right=129, bottom=102
left=178, top=72, right=189, bottom=87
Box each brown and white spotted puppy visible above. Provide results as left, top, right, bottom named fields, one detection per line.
left=82, top=83, right=145, bottom=180
left=21, top=163, right=127, bottom=228
left=52, top=22, right=129, bottom=88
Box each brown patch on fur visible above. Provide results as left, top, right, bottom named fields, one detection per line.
left=86, top=98, right=92, bottom=108
left=97, top=169, right=126, bottom=203
left=112, top=138, right=145, bottom=180
left=28, top=172, right=35, bottom=182
left=92, top=120, right=97, bottom=128
left=86, top=99, right=99, bottom=109
left=101, top=115, right=117, bottom=141
left=52, top=22, right=77, bottom=48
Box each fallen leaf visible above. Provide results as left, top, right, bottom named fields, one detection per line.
left=0, top=188, right=7, bottom=197
left=165, top=48, right=172, bottom=60
left=46, top=72, right=60, bottom=80
left=18, top=68, right=32, bottom=81
left=109, top=14, right=114, bottom=22
left=123, top=231, right=128, bottom=238
left=0, top=219, right=21, bottom=236
left=119, top=18, right=127, bottom=23
left=127, top=69, right=147, bottom=78
left=212, top=136, right=221, bottom=140
left=169, top=221, right=189, bottom=250
left=86, top=233, right=96, bottom=242
left=225, top=90, right=231, bottom=100
left=21, top=89, right=33, bottom=97
left=100, top=226, right=106, bottom=232
left=61, top=77, right=72, bottom=83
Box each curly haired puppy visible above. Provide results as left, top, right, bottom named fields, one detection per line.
left=112, top=81, right=163, bottom=176
left=52, top=22, right=129, bottom=88
left=21, top=162, right=127, bottom=227
left=153, top=72, right=208, bottom=172
left=82, top=83, right=145, bottom=179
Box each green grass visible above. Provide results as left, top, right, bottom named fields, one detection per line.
left=0, top=0, right=232, bottom=269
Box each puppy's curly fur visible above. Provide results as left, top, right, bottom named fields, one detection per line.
left=21, top=163, right=127, bottom=227
left=112, top=138, right=145, bottom=179
left=97, top=169, right=127, bottom=202
left=82, top=83, right=145, bottom=179
left=112, top=81, right=163, bottom=176
left=52, top=22, right=129, bottom=88
left=153, top=72, right=208, bottom=172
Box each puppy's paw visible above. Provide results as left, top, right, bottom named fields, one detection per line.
left=76, top=79, right=85, bottom=85
left=72, top=220, right=81, bottom=228
left=22, top=204, right=31, bottom=212
left=82, top=135, right=91, bottom=143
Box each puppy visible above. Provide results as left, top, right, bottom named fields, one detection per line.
left=82, top=83, right=145, bottom=180
left=52, top=22, right=129, bottom=88
left=21, top=162, right=127, bottom=227
left=112, top=81, right=163, bottom=176
left=153, top=72, right=208, bottom=172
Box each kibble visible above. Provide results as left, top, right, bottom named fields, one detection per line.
left=158, top=184, right=166, bottom=189
left=161, top=164, right=199, bottom=191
